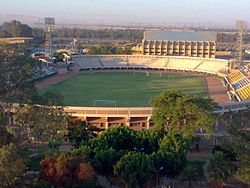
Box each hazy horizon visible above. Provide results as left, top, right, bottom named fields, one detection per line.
left=0, top=0, right=249, bottom=26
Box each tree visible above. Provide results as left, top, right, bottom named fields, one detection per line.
left=0, top=43, right=40, bottom=103
left=77, top=126, right=191, bottom=182
left=9, top=20, right=22, bottom=37
left=40, top=154, right=95, bottom=187
left=159, top=133, right=190, bottom=155
left=0, top=143, right=27, bottom=188
left=236, top=164, right=250, bottom=187
left=68, top=119, right=99, bottom=148
left=81, top=127, right=139, bottom=176
left=32, top=28, right=46, bottom=47
left=53, top=28, right=143, bottom=42
left=179, top=164, right=200, bottom=187
left=205, top=152, right=234, bottom=188
left=0, top=126, right=16, bottom=147
left=76, top=162, right=95, bottom=182
left=114, top=152, right=154, bottom=188
left=0, top=103, right=12, bottom=126
left=0, top=20, right=32, bottom=37
left=137, top=129, right=165, bottom=154
left=225, top=110, right=250, bottom=186
left=48, top=139, right=62, bottom=151
left=150, top=90, right=216, bottom=138
left=151, top=134, right=188, bottom=179
left=96, top=126, right=139, bottom=152
left=15, top=104, right=67, bottom=143
left=83, top=138, right=120, bottom=176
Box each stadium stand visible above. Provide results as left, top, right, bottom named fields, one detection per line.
left=237, top=85, right=250, bottom=101
left=32, top=66, right=57, bottom=81
left=165, top=58, right=202, bottom=70
left=226, top=70, right=245, bottom=84
left=99, top=56, right=128, bottom=67
left=224, top=70, right=250, bottom=101
left=72, top=55, right=229, bottom=75
left=195, top=60, right=228, bottom=74
left=41, top=66, right=57, bottom=76
left=39, top=66, right=57, bottom=79
left=74, top=56, right=102, bottom=70
left=149, top=58, right=168, bottom=68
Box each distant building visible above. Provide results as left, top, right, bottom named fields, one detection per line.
left=0, top=37, right=33, bottom=44
left=134, top=31, right=217, bottom=58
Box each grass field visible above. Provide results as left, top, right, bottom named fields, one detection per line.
left=40, top=72, right=207, bottom=107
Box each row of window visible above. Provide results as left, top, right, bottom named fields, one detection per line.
left=89, top=122, right=152, bottom=129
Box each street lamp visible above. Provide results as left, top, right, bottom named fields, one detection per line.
left=156, top=166, right=164, bottom=188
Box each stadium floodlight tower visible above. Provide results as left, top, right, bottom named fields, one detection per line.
left=235, top=21, right=247, bottom=67
left=44, top=17, right=55, bottom=59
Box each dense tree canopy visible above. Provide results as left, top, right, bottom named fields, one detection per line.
left=76, top=126, right=191, bottom=186
left=217, top=33, right=250, bottom=44
left=87, top=45, right=132, bottom=55
left=136, top=129, right=165, bottom=154
left=0, top=43, right=42, bottom=187
left=81, top=127, right=138, bottom=176
left=205, top=152, right=235, bottom=188
left=54, top=28, right=143, bottom=42
left=68, top=119, right=100, bottom=148
left=0, top=143, right=27, bottom=188
left=40, top=154, right=95, bottom=187
left=0, top=43, right=40, bottom=103
left=224, top=110, right=250, bottom=185
left=150, top=90, right=217, bottom=138
left=15, top=104, right=68, bottom=143
left=31, top=28, right=46, bottom=47
left=114, top=152, right=155, bottom=188
left=0, top=20, right=32, bottom=38
left=179, top=163, right=201, bottom=187
left=0, top=126, right=16, bottom=147
left=150, top=133, right=188, bottom=179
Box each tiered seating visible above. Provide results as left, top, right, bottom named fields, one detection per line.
left=225, top=70, right=250, bottom=101
left=225, top=70, right=250, bottom=90
left=74, top=57, right=102, bottom=69
left=72, top=55, right=229, bottom=75
left=196, top=61, right=228, bottom=74
left=33, top=66, right=57, bottom=80
left=149, top=58, right=167, bottom=68
left=128, top=57, right=159, bottom=67
left=237, top=85, right=250, bottom=100
left=100, top=57, right=128, bottom=67
left=166, top=58, right=202, bottom=70
left=41, top=66, right=57, bottom=76
left=232, top=78, right=250, bottom=90
left=226, top=70, right=244, bottom=84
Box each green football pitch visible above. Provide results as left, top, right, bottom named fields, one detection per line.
left=40, top=72, right=208, bottom=107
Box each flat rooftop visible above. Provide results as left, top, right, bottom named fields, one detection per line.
left=144, top=31, right=217, bottom=41
left=0, top=37, right=33, bottom=44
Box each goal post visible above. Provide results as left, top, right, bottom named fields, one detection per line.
left=93, top=100, right=117, bottom=107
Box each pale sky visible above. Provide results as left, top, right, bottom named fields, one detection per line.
left=0, top=0, right=249, bottom=25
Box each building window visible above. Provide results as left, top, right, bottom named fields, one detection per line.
left=142, top=122, right=146, bottom=128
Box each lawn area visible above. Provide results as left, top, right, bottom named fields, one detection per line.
left=39, top=72, right=207, bottom=107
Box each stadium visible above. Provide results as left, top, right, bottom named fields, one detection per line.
left=37, top=54, right=250, bottom=132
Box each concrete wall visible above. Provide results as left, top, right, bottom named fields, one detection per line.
left=64, top=100, right=250, bottom=131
